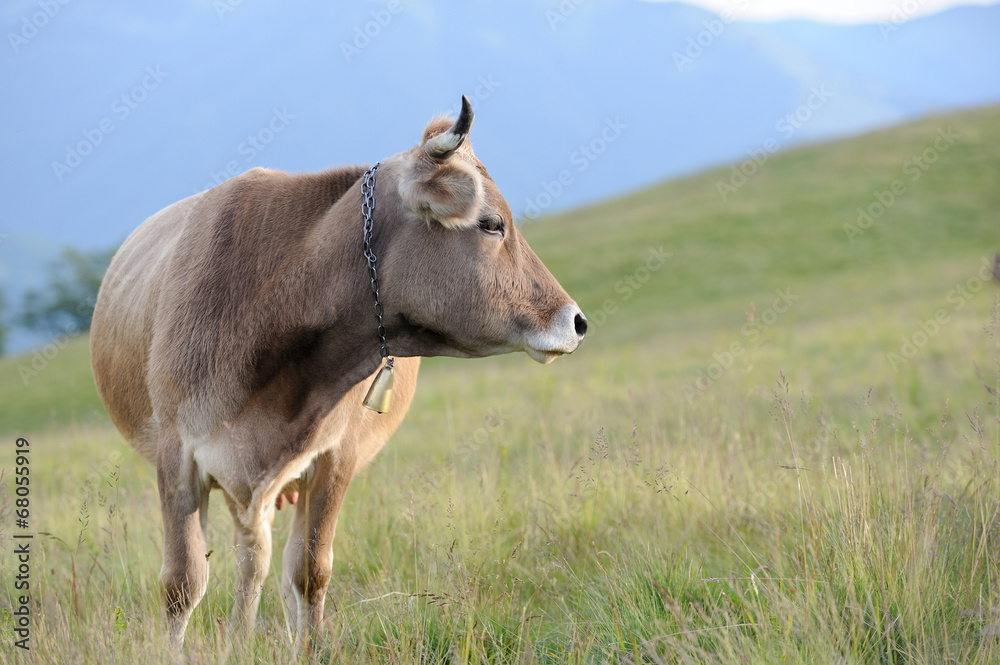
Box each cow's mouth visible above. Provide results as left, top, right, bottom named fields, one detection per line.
left=525, top=347, right=562, bottom=364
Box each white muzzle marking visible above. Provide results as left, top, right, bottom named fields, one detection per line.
left=524, top=303, right=587, bottom=364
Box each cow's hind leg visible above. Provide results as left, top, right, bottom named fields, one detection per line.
left=224, top=492, right=275, bottom=644
left=281, top=444, right=357, bottom=648
left=157, top=431, right=211, bottom=651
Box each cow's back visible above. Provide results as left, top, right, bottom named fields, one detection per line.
left=91, top=191, right=205, bottom=461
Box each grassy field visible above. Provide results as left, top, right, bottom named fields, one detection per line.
left=1, top=104, right=999, bottom=664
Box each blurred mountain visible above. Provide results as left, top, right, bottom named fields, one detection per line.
left=1, top=0, right=998, bottom=351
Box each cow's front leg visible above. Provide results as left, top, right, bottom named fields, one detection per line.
left=281, top=443, right=358, bottom=648
left=224, top=492, right=275, bottom=645
left=157, top=429, right=211, bottom=651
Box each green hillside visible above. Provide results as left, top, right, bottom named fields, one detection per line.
left=1, top=105, right=999, bottom=664
left=529, top=104, right=998, bottom=339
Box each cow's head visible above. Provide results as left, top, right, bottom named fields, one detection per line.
left=376, top=96, right=587, bottom=363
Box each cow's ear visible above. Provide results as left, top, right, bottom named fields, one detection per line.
left=399, top=95, right=482, bottom=228
left=399, top=159, right=483, bottom=229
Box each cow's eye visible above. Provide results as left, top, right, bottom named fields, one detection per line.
left=478, top=215, right=505, bottom=237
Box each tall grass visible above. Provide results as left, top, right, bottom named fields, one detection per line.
left=1, top=297, right=997, bottom=663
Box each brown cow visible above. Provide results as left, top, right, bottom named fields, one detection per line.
left=90, top=96, right=586, bottom=651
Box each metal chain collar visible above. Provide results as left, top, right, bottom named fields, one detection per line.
left=361, top=162, right=393, bottom=369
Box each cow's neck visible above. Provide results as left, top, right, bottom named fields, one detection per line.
left=302, top=174, right=391, bottom=390
left=303, top=163, right=468, bottom=374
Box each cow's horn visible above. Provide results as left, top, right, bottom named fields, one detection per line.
left=424, top=95, right=474, bottom=160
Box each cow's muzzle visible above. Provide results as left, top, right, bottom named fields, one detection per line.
left=524, top=303, right=587, bottom=364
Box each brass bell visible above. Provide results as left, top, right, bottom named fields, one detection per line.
left=362, top=358, right=394, bottom=413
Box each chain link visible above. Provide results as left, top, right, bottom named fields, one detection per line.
left=362, top=162, right=393, bottom=367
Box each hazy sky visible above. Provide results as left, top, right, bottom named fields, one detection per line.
left=652, top=0, right=1000, bottom=23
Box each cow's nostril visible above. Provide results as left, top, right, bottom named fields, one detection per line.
left=574, top=312, right=588, bottom=338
